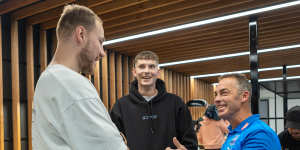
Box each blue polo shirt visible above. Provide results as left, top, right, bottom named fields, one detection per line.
left=221, top=114, right=281, bottom=150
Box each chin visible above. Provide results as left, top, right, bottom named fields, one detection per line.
left=218, top=111, right=228, bottom=119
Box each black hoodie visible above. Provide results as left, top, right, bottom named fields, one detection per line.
left=110, top=79, right=197, bottom=150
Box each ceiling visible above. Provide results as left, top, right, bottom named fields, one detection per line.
left=2, top=0, right=300, bottom=83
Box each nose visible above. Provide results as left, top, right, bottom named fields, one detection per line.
left=99, top=45, right=106, bottom=58
left=214, top=94, right=221, bottom=105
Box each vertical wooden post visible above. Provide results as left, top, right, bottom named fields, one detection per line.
left=116, top=54, right=122, bottom=99
left=40, top=30, right=47, bottom=73
left=123, top=56, right=129, bottom=95
left=94, top=61, right=100, bottom=95
left=11, top=19, right=21, bottom=150
left=102, top=50, right=108, bottom=109
left=109, top=52, right=116, bottom=110
left=26, top=24, right=34, bottom=150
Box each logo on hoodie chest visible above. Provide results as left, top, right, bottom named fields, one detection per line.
left=142, top=114, right=158, bottom=120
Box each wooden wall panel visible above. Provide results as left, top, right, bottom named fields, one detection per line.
left=180, top=75, right=183, bottom=99
left=0, top=0, right=39, bottom=15
left=116, top=54, right=123, bottom=99
left=40, top=30, right=47, bottom=73
left=123, top=56, right=129, bottom=95
left=0, top=16, right=4, bottom=150
left=94, top=61, right=100, bottom=95
left=164, top=69, right=169, bottom=92
left=129, top=57, right=135, bottom=82
left=159, top=68, right=165, bottom=80
left=26, top=24, right=34, bottom=150
left=11, top=19, right=21, bottom=150
left=189, top=78, right=214, bottom=120
left=51, top=30, right=57, bottom=55
left=183, top=75, right=187, bottom=102
left=172, top=72, right=176, bottom=94
left=101, top=50, right=109, bottom=109
left=190, top=78, right=195, bottom=99
left=168, top=70, right=172, bottom=93
left=109, top=52, right=116, bottom=110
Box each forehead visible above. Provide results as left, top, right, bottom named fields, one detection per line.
left=135, top=59, right=157, bottom=65
left=92, top=22, right=104, bottom=37
left=216, top=78, right=238, bottom=91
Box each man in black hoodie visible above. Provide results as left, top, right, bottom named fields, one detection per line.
left=110, top=51, right=197, bottom=150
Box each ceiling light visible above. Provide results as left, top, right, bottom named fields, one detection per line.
left=159, top=44, right=300, bottom=67
left=103, top=1, right=300, bottom=45
left=191, top=64, right=300, bottom=78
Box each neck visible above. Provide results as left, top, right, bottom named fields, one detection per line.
left=138, top=85, right=157, bottom=97
left=50, top=42, right=80, bottom=73
left=229, top=105, right=252, bottom=129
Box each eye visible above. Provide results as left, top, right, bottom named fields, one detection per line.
left=220, top=90, right=229, bottom=96
left=149, top=65, right=155, bottom=69
left=138, top=64, right=145, bottom=69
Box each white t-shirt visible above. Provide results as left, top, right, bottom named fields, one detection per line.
left=32, top=64, right=127, bottom=150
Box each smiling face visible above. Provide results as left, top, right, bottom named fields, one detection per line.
left=79, top=22, right=105, bottom=74
left=214, top=77, right=250, bottom=121
left=133, top=59, right=160, bottom=89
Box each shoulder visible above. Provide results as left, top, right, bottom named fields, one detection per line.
left=35, top=65, right=100, bottom=109
left=165, top=93, right=185, bottom=104
left=246, top=120, right=277, bottom=138
left=241, top=120, right=280, bottom=149
left=116, top=95, right=131, bottom=104
left=278, top=130, right=289, bottom=141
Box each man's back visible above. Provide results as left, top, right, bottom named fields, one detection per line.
left=32, top=64, right=127, bottom=150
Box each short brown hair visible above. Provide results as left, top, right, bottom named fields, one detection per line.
left=218, top=74, right=252, bottom=99
left=134, top=51, right=159, bottom=67
left=56, top=4, right=102, bottom=40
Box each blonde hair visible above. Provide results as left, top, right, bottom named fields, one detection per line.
left=56, top=4, right=102, bottom=40
left=134, top=51, right=159, bottom=67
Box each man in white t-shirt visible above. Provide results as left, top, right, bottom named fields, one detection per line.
left=32, top=4, right=127, bottom=150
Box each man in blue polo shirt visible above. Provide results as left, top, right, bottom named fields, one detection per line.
left=214, top=74, right=281, bottom=150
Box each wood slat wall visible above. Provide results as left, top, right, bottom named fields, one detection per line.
left=123, top=56, right=129, bottom=95
left=160, top=68, right=213, bottom=120
left=26, top=24, right=34, bottom=150
left=161, top=69, right=191, bottom=102
left=101, top=50, right=109, bottom=108
left=189, top=78, right=214, bottom=120
left=94, top=61, right=100, bottom=95
left=0, top=21, right=214, bottom=150
left=39, top=30, right=47, bottom=73
left=116, top=54, right=123, bottom=99
left=11, top=19, right=21, bottom=150
left=109, top=51, right=116, bottom=110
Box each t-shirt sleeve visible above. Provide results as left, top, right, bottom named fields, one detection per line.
left=61, top=98, right=127, bottom=150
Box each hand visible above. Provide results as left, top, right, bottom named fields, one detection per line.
left=165, top=137, right=187, bottom=150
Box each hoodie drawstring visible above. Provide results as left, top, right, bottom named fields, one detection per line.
left=150, top=100, right=155, bottom=134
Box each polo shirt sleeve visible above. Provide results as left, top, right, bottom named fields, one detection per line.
left=242, top=129, right=279, bottom=150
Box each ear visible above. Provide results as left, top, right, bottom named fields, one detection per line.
left=132, top=66, right=137, bottom=78
left=74, top=26, right=87, bottom=45
left=241, top=90, right=250, bottom=103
